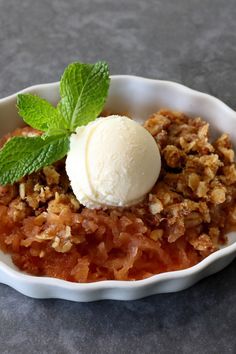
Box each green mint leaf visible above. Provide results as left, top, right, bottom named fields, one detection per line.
left=17, top=94, right=68, bottom=132
left=0, top=135, right=70, bottom=185
left=58, top=61, right=110, bottom=131
left=1, top=60, right=111, bottom=186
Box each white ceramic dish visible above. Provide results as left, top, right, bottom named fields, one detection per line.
left=0, top=76, right=236, bottom=302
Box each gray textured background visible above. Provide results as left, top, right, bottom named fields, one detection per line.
left=0, top=0, right=236, bottom=353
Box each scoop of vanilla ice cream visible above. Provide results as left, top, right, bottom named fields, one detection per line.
left=66, top=115, right=161, bottom=208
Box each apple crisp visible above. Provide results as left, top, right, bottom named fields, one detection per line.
left=0, top=110, right=236, bottom=282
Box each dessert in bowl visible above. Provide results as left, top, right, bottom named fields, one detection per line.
left=0, top=62, right=236, bottom=301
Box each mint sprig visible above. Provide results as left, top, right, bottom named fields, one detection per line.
left=0, top=61, right=110, bottom=185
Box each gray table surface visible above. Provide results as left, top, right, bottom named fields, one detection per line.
left=0, top=0, right=236, bottom=353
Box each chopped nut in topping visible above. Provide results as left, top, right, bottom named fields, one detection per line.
left=188, top=173, right=200, bottom=191
left=52, top=236, right=73, bottom=253
left=35, top=232, right=54, bottom=241
left=149, top=196, right=163, bottom=215
left=210, top=187, right=226, bottom=204
left=19, top=183, right=26, bottom=199
left=51, top=236, right=60, bottom=248
left=43, top=166, right=60, bottom=185
left=196, top=181, right=208, bottom=198
left=163, top=145, right=184, bottom=168
left=189, top=233, right=215, bottom=253
left=65, top=225, right=71, bottom=238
